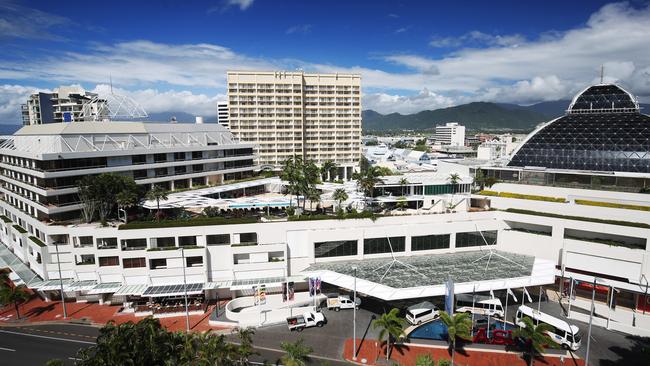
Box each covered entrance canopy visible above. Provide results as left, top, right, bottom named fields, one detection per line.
left=303, top=250, right=555, bottom=301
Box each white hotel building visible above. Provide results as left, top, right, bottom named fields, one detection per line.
left=227, top=71, right=362, bottom=178
left=0, top=83, right=648, bottom=335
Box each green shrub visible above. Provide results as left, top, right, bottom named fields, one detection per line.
left=437, top=360, right=451, bottom=366
left=288, top=210, right=379, bottom=222
left=120, top=216, right=257, bottom=230
left=575, top=199, right=650, bottom=212
left=12, top=224, right=27, bottom=234
left=29, top=236, right=45, bottom=247
left=415, top=354, right=436, bottom=366
left=0, top=215, right=12, bottom=223
left=504, top=208, right=650, bottom=229
left=478, top=190, right=565, bottom=203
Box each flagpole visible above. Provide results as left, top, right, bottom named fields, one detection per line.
left=504, top=288, right=509, bottom=325
left=537, top=286, right=542, bottom=325
left=471, top=285, right=475, bottom=337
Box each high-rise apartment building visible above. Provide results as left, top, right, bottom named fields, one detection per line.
left=21, top=86, right=108, bottom=126
left=217, top=101, right=230, bottom=129
left=227, top=71, right=362, bottom=179
left=434, top=122, right=465, bottom=146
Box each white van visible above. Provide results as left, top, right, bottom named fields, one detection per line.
left=515, top=305, right=582, bottom=351
left=406, top=301, right=439, bottom=325
left=456, top=294, right=504, bottom=318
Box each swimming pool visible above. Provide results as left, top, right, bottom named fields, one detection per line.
left=408, top=318, right=518, bottom=341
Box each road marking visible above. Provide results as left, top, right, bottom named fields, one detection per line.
left=0, top=330, right=95, bottom=345
left=0, top=346, right=16, bottom=352
left=68, top=357, right=82, bottom=361
left=231, top=341, right=342, bottom=363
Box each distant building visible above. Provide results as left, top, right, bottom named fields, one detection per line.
left=21, top=86, right=108, bottom=125
left=227, top=71, right=362, bottom=178
left=464, top=135, right=480, bottom=148
left=434, top=122, right=465, bottom=146
left=476, top=134, right=518, bottom=160
left=217, top=101, right=229, bottom=129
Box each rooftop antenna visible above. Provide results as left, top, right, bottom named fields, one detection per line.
left=372, top=237, right=427, bottom=282
left=600, top=65, right=604, bottom=84
left=471, top=224, right=526, bottom=271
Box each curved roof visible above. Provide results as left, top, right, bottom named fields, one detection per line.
left=508, top=84, right=650, bottom=173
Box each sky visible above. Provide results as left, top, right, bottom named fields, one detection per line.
left=1, top=0, right=650, bottom=123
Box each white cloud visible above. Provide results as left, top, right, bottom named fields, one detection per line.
left=208, top=0, right=255, bottom=13
left=430, top=31, right=526, bottom=48
left=286, top=24, right=312, bottom=35
left=0, top=84, right=48, bottom=124
left=0, top=1, right=69, bottom=40
left=363, top=89, right=455, bottom=114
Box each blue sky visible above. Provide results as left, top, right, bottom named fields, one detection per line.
left=1, top=0, right=650, bottom=122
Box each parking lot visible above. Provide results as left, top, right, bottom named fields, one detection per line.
left=228, top=290, right=650, bottom=365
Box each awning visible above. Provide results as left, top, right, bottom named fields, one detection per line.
left=66, top=280, right=97, bottom=292
left=230, top=276, right=287, bottom=291
left=87, top=282, right=122, bottom=295
left=142, top=283, right=204, bottom=297
left=113, top=284, right=149, bottom=297
left=38, top=279, right=74, bottom=291
left=0, top=244, right=42, bottom=286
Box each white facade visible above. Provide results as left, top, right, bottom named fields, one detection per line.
left=227, top=71, right=362, bottom=178
left=217, top=101, right=229, bottom=129
left=434, top=122, right=465, bottom=147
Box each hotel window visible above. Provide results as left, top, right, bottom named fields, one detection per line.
left=412, top=234, right=450, bottom=251
left=76, top=254, right=96, bottom=265
left=363, top=237, right=405, bottom=255
left=178, top=236, right=197, bottom=247
left=207, top=234, right=230, bottom=246
left=97, top=237, right=118, bottom=249
left=186, top=256, right=203, bottom=267
left=74, top=236, right=94, bottom=248
left=98, top=256, right=119, bottom=267
left=121, top=238, right=148, bottom=250
left=455, top=231, right=497, bottom=248
left=314, top=240, right=357, bottom=258
left=131, top=155, right=147, bottom=165
left=174, top=152, right=186, bottom=161
left=123, top=257, right=146, bottom=269
left=152, top=237, right=175, bottom=248
left=150, top=258, right=167, bottom=269
left=154, top=153, right=167, bottom=163
left=192, top=151, right=203, bottom=160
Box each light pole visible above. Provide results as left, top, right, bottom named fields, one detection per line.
left=585, top=277, right=602, bottom=366
left=54, top=242, right=67, bottom=318
left=180, top=247, right=190, bottom=332
left=352, top=265, right=358, bottom=361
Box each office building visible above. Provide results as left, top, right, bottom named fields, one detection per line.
left=434, top=122, right=465, bottom=146
left=21, top=86, right=108, bottom=125
left=227, top=71, right=362, bottom=179
left=217, top=101, right=230, bottom=129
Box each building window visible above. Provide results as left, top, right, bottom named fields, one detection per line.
left=121, top=238, right=147, bottom=250
left=151, top=237, right=175, bottom=248
left=154, top=153, right=167, bottom=163
left=154, top=168, right=168, bottom=177
left=123, top=257, right=146, bottom=269
left=178, top=236, right=197, bottom=247
left=97, top=237, right=118, bottom=249
left=412, top=234, right=450, bottom=251
left=132, top=155, right=147, bottom=165
left=74, top=236, right=94, bottom=248
left=207, top=234, right=230, bottom=246
left=174, top=152, right=186, bottom=161
left=237, top=232, right=257, bottom=245
left=363, top=237, right=405, bottom=255
left=98, top=256, right=119, bottom=267
left=186, top=256, right=203, bottom=267
left=133, top=170, right=148, bottom=179
left=456, top=231, right=497, bottom=248
left=424, top=184, right=454, bottom=195
left=150, top=258, right=167, bottom=269
left=174, top=166, right=187, bottom=175
left=192, top=151, right=203, bottom=160
left=76, top=254, right=96, bottom=265
left=315, top=240, right=357, bottom=258
left=192, top=164, right=204, bottom=172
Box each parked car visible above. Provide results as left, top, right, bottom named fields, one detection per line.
left=286, top=311, right=327, bottom=332
left=326, top=293, right=361, bottom=311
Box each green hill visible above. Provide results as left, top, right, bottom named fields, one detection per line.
left=362, top=102, right=551, bottom=132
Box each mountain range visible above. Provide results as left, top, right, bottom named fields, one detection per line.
left=363, top=100, right=650, bottom=132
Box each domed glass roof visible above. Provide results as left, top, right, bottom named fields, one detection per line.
left=508, top=84, right=650, bottom=173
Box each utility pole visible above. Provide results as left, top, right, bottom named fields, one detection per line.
left=181, top=248, right=190, bottom=332
left=352, top=266, right=358, bottom=361
left=54, top=241, right=67, bottom=318
left=585, top=277, right=599, bottom=366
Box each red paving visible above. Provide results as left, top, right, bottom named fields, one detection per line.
left=343, top=338, right=585, bottom=366
left=0, top=289, right=231, bottom=333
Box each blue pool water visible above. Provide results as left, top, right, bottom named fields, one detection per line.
left=409, top=319, right=518, bottom=341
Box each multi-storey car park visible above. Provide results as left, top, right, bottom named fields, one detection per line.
left=0, top=81, right=648, bottom=337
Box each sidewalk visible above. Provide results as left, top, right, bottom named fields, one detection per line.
left=0, top=291, right=231, bottom=333
left=342, top=338, right=584, bottom=366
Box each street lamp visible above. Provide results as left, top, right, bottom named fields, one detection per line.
left=585, top=277, right=604, bottom=366
left=54, top=241, right=67, bottom=318
left=352, top=265, right=358, bottom=361
left=180, top=247, right=190, bottom=332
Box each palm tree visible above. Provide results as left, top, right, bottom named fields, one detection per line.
left=484, top=176, right=499, bottom=189
left=438, top=311, right=473, bottom=365
left=234, top=327, right=257, bottom=365
left=0, top=284, right=30, bottom=319
left=145, top=186, right=168, bottom=221
left=372, top=308, right=406, bottom=362
left=332, top=188, right=348, bottom=211
left=320, top=160, right=337, bottom=182
left=513, top=316, right=559, bottom=366
left=399, top=177, right=409, bottom=196
left=280, top=337, right=312, bottom=366
left=116, top=190, right=138, bottom=223
left=357, top=166, right=382, bottom=206
left=306, top=188, right=321, bottom=211
left=396, top=197, right=408, bottom=211
left=474, top=168, right=486, bottom=191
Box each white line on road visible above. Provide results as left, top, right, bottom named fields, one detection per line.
left=0, top=330, right=96, bottom=345
left=0, top=346, right=16, bottom=352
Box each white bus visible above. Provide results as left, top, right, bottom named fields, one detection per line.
left=456, top=294, right=504, bottom=318
left=515, top=305, right=582, bottom=351
left=406, top=301, right=439, bottom=325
